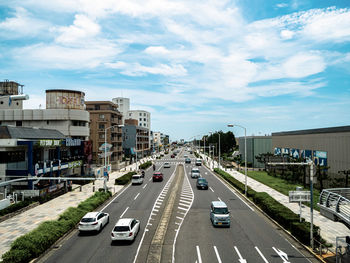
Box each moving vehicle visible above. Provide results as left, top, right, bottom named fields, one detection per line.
left=191, top=168, right=200, bottom=178
left=184, top=154, right=189, bottom=158
left=141, top=170, right=145, bottom=178
left=196, top=178, right=208, bottom=190
left=171, top=154, right=175, bottom=158
left=132, top=174, right=143, bottom=185
left=111, top=218, right=140, bottom=242
left=153, top=172, right=164, bottom=182
left=164, top=162, right=171, bottom=168
left=210, top=201, right=230, bottom=227
left=195, top=159, right=202, bottom=166
left=78, top=212, right=109, bottom=232
left=185, top=158, right=191, bottom=164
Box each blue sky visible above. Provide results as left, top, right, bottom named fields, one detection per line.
left=0, top=0, right=349, bottom=140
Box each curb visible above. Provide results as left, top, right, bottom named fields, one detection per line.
left=208, top=166, right=327, bottom=263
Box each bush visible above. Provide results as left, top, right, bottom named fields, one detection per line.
left=0, top=200, right=35, bottom=217
left=214, top=168, right=325, bottom=247
left=115, top=171, right=137, bottom=185
left=1, top=191, right=111, bottom=263
left=139, top=161, right=152, bottom=170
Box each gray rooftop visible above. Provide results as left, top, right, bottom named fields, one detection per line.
left=0, top=126, right=65, bottom=139
left=272, top=125, right=350, bottom=136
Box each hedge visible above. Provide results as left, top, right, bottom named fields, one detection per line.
left=1, top=191, right=111, bottom=263
left=114, top=171, right=137, bottom=185
left=0, top=200, right=35, bottom=217
left=139, top=161, right=152, bottom=170
left=214, top=168, right=325, bottom=247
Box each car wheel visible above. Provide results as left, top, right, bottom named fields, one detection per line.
left=107, top=217, right=109, bottom=224
left=99, top=224, right=102, bottom=232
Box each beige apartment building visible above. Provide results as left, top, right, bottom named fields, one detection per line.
left=86, top=101, right=123, bottom=169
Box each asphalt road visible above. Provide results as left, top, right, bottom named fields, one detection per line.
left=42, top=148, right=319, bottom=263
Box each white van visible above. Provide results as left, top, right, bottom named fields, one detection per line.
left=132, top=174, right=143, bottom=185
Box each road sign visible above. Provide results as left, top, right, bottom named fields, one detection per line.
left=98, top=151, right=113, bottom=158
left=99, top=143, right=112, bottom=151
left=289, top=191, right=311, bottom=203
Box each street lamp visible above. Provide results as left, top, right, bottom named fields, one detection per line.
left=104, top=124, right=124, bottom=191
left=228, top=124, right=247, bottom=196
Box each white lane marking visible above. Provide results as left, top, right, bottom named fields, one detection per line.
left=178, top=206, right=187, bottom=211
left=149, top=178, right=152, bottom=181
left=133, top=164, right=178, bottom=263
left=255, top=246, right=269, bottom=263
left=180, top=195, right=192, bottom=200
left=157, top=163, right=164, bottom=171
left=179, top=199, right=192, bottom=204
left=176, top=216, right=183, bottom=220
left=120, top=207, right=129, bottom=218
left=179, top=201, right=190, bottom=206
left=143, top=183, right=147, bottom=189
left=234, top=246, right=247, bottom=263
left=134, top=193, right=140, bottom=200
left=196, top=246, right=202, bottom=263
left=203, top=165, right=254, bottom=211
left=272, top=247, right=290, bottom=263
left=213, top=246, right=222, bottom=263
left=101, top=183, right=131, bottom=211
left=218, top=197, right=222, bottom=202
left=153, top=209, right=159, bottom=212
left=209, top=187, right=214, bottom=192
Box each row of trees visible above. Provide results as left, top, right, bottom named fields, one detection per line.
left=193, top=131, right=237, bottom=156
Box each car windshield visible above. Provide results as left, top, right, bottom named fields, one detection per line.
left=213, top=208, right=229, bottom=214
left=198, top=179, right=207, bottom=183
left=114, top=226, right=130, bottom=232
left=81, top=217, right=96, bottom=223
left=132, top=175, right=140, bottom=179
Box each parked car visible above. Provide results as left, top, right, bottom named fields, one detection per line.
left=184, top=154, right=189, bottom=158
left=132, top=174, right=144, bottom=185
left=79, top=212, right=109, bottom=232
left=196, top=178, right=208, bottom=190
left=171, top=154, right=175, bottom=158
left=191, top=168, right=200, bottom=178
left=185, top=158, right=191, bottom=164
left=195, top=159, right=202, bottom=166
left=111, top=218, right=140, bottom=242
left=164, top=162, right=171, bottom=168
left=153, top=172, right=164, bottom=182
left=210, top=201, right=230, bottom=227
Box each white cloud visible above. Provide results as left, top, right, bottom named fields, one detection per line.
left=276, top=3, right=288, bottom=8
left=105, top=61, right=187, bottom=76
left=144, top=46, right=170, bottom=56
left=283, top=53, right=325, bottom=78
left=0, top=7, right=50, bottom=38
left=280, top=29, right=294, bottom=39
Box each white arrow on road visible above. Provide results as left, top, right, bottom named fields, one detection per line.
left=234, top=246, right=247, bottom=263
left=272, top=247, right=290, bottom=263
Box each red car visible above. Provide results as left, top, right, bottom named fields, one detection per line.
left=171, top=154, right=175, bottom=158
left=153, top=172, right=163, bottom=182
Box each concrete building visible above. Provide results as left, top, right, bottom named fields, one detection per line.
left=0, top=126, right=90, bottom=195
left=0, top=85, right=89, bottom=140
left=272, top=126, right=350, bottom=180
left=127, top=110, right=151, bottom=129
left=122, top=122, right=150, bottom=158
left=238, top=136, right=272, bottom=168
left=112, top=97, right=130, bottom=123
left=85, top=101, right=123, bottom=169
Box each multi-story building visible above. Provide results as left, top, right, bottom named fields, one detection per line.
left=85, top=101, right=123, bottom=169
left=237, top=136, right=272, bottom=168
left=122, top=119, right=150, bottom=158
left=112, top=97, right=130, bottom=123
left=127, top=110, right=151, bottom=129
left=0, top=83, right=89, bottom=140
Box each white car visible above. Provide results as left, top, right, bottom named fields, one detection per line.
left=78, top=212, right=109, bottom=232
left=164, top=162, right=171, bottom=168
left=111, top=218, right=140, bottom=241
left=191, top=168, right=201, bottom=178
left=132, top=174, right=144, bottom=185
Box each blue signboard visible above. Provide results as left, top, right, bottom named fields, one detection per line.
left=291, top=149, right=300, bottom=159
left=274, top=148, right=281, bottom=156
left=282, top=148, right=290, bottom=156
left=313, top=151, right=327, bottom=166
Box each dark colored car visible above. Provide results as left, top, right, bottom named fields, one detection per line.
left=185, top=158, right=191, bottom=164
left=153, top=172, right=163, bottom=182
left=171, top=154, right=175, bottom=158
left=196, top=178, right=208, bottom=190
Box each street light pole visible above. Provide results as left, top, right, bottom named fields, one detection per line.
left=218, top=132, right=221, bottom=169
left=228, top=124, right=247, bottom=196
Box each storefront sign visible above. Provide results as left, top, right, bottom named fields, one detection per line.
left=68, top=160, right=82, bottom=169
left=65, top=138, right=82, bottom=147
left=39, top=140, right=61, bottom=147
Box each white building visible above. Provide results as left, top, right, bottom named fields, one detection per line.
left=127, top=110, right=151, bottom=129
left=0, top=83, right=89, bottom=140
left=112, top=97, right=130, bottom=123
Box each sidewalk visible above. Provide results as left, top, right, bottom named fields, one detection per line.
left=199, top=152, right=350, bottom=247
left=0, top=156, right=152, bottom=258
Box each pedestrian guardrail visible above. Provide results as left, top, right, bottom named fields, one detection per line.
left=319, top=188, right=350, bottom=226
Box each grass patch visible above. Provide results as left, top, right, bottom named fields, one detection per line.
left=114, top=171, right=137, bottom=185
left=139, top=161, right=152, bottom=170
left=0, top=200, right=36, bottom=217
left=246, top=170, right=320, bottom=211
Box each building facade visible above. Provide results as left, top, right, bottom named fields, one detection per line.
left=237, top=136, right=272, bottom=168
left=85, top=101, right=123, bottom=169
left=127, top=110, right=151, bottom=129
left=122, top=123, right=150, bottom=158
left=112, top=97, right=130, bottom=123
left=0, top=86, right=89, bottom=140
left=272, top=126, right=350, bottom=179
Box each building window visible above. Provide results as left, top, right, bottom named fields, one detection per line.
left=95, top=105, right=100, bottom=110
left=144, top=118, right=146, bottom=121
left=99, top=114, right=105, bottom=119
left=144, top=113, right=146, bottom=116
left=129, top=113, right=131, bottom=116
left=47, top=120, right=50, bottom=125
left=99, top=133, right=105, bottom=139
left=16, top=121, right=22, bottom=127
left=99, top=124, right=105, bottom=129
left=139, top=118, right=142, bottom=121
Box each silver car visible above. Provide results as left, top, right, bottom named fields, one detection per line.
left=210, top=201, right=230, bottom=227
left=111, top=218, right=140, bottom=242
left=191, top=168, right=200, bottom=178
left=164, top=162, right=171, bottom=168
left=78, top=212, right=109, bottom=232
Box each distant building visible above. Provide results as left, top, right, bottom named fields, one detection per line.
left=122, top=122, right=150, bottom=158
left=127, top=110, right=151, bottom=129
left=0, top=85, right=89, bottom=140
left=85, top=101, right=123, bottom=169
left=112, top=97, right=130, bottom=123
left=237, top=136, right=272, bottom=168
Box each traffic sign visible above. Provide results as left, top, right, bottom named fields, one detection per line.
left=289, top=191, right=310, bottom=203
left=99, top=143, right=112, bottom=151
left=98, top=151, right=113, bottom=158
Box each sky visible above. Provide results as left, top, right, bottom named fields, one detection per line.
left=0, top=0, right=349, bottom=141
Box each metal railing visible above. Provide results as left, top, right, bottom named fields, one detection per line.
left=319, top=188, right=350, bottom=226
